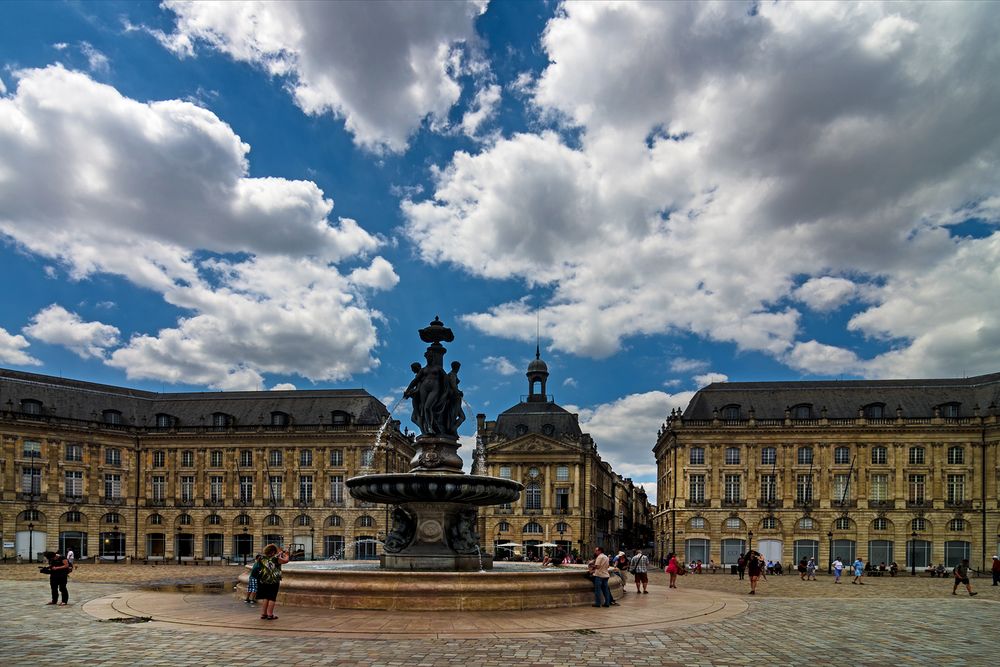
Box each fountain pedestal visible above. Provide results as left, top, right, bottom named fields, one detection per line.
left=382, top=501, right=485, bottom=571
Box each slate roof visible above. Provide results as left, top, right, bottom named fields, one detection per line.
left=493, top=400, right=584, bottom=441
left=0, top=368, right=390, bottom=426
left=683, top=372, right=1000, bottom=420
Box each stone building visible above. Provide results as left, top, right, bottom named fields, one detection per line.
left=0, top=368, right=412, bottom=562
left=653, top=373, right=1000, bottom=572
left=478, top=351, right=653, bottom=559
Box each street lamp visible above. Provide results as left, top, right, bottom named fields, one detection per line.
left=910, top=531, right=917, bottom=577
left=28, top=522, right=34, bottom=563
left=113, top=524, right=119, bottom=563
left=176, top=526, right=182, bottom=565
left=747, top=530, right=753, bottom=552
left=827, top=531, right=833, bottom=574
left=310, top=526, right=315, bottom=561
left=242, top=526, right=248, bottom=565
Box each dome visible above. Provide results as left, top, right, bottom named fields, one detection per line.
left=527, top=357, right=548, bottom=373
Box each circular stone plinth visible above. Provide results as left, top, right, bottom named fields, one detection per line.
left=237, top=562, right=622, bottom=611
left=346, top=472, right=522, bottom=506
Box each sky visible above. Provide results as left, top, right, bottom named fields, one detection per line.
left=1, top=1, right=999, bottom=503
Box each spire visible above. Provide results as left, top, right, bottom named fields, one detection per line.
left=526, top=344, right=549, bottom=402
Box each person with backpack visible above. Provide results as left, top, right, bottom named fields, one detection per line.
left=256, top=543, right=290, bottom=620
left=629, top=549, right=650, bottom=594
left=42, top=550, right=72, bottom=606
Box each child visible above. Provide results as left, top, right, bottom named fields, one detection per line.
left=245, top=553, right=262, bottom=605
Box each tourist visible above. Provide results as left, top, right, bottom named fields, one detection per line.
left=42, top=550, right=71, bottom=606
left=245, top=553, right=262, bottom=605
left=992, top=555, right=1000, bottom=586
left=66, top=550, right=75, bottom=566
left=806, top=556, right=817, bottom=580
left=629, top=549, right=650, bottom=594
left=889, top=561, right=899, bottom=577
left=695, top=559, right=703, bottom=574
left=773, top=561, right=783, bottom=575
left=798, top=558, right=807, bottom=580
left=736, top=554, right=746, bottom=580
left=952, top=559, right=978, bottom=597
left=589, top=546, right=614, bottom=607
left=747, top=551, right=763, bottom=595
left=832, top=556, right=844, bottom=583
left=611, top=551, right=628, bottom=593
left=665, top=552, right=680, bottom=588
left=256, top=544, right=290, bottom=620
left=709, top=559, right=718, bottom=574
left=852, top=556, right=865, bottom=585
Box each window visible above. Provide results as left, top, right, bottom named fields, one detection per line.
left=689, top=474, right=705, bottom=503
left=541, top=423, right=555, bottom=436
left=864, top=403, right=885, bottom=419
left=209, top=476, right=223, bottom=502
left=497, top=521, right=510, bottom=532
left=940, top=403, right=960, bottom=418
left=690, top=517, right=706, bottom=530
left=21, top=508, right=41, bottom=521
left=239, top=450, right=253, bottom=467
left=556, top=465, right=569, bottom=481
left=236, top=514, right=251, bottom=526
left=871, top=446, right=887, bottom=465
left=361, top=448, right=374, bottom=467
left=210, top=450, right=223, bottom=467
left=271, top=411, right=288, bottom=426
left=523, top=522, right=543, bottom=534
left=300, top=449, right=313, bottom=467
left=834, top=517, right=852, bottom=530
left=834, top=447, right=851, bottom=465
left=105, top=448, right=121, bottom=466
left=102, top=410, right=122, bottom=425
left=760, top=474, right=777, bottom=503
left=239, top=475, right=254, bottom=503
left=21, top=399, right=42, bottom=414
left=872, top=517, right=889, bottom=531
left=724, top=518, right=742, bottom=530
left=908, top=447, right=925, bottom=465
left=870, top=474, right=888, bottom=501
left=155, top=413, right=174, bottom=429
left=151, top=475, right=165, bottom=501
left=911, top=518, right=926, bottom=532
left=947, top=446, right=964, bottom=465
left=104, top=474, right=121, bottom=499
left=555, top=487, right=570, bottom=511
left=725, top=447, right=741, bottom=465
left=690, top=447, right=705, bottom=465
left=296, top=515, right=311, bottom=527
left=948, top=518, right=965, bottom=531
left=761, top=517, right=777, bottom=530
left=180, top=476, right=195, bottom=502
left=152, top=451, right=165, bottom=468
left=832, top=474, right=851, bottom=503
left=327, top=515, right=342, bottom=527
left=515, top=424, right=528, bottom=436
left=525, top=482, right=541, bottom=510
left=65, top=443, right=83, bottom=462
left=269, top=450, right=283, bottom=467
left=331, top=411, right=350, bottom=425
left=722, top=405, right=741, bottom=420
left=944, top=541, right=971, bottom=568
left=499, top=465, right=512, bottom=479
left=761, top=447, right=776, bottom=465
left=947, top=474, right=965, bottom=504
left=792, top=404, right=812, bottom=419
left=149, top=514, right=163, bottom=525
left=103, top=512, right=121, bottom=524
left=299, top=475, right=313, bottom=502
left=22, top=440, right=41, bottom=458
left=330, top=475, right=344, bottom=503
left=723, top=474, right=741, bottom=503
left=908, top=474, right=926, bottom=503
left=796, top=474, right=813, bottom=504
left=181, top=451, right=194, bottom=467
left=64, top=510, right=82, bottom=523
left=268, top=476, right=283, bottom=502
left=266, top=514, right=282, bottom=526
left=21, top=466, right=41, bottom=494
left=178, top=513, right=192, bottom=525
left=359, top=515, right=375, bottom=528
left=64, top=471, right=83, bottom=497
left=212, top=413, right=231, bottom=430
left=797, top=447, right=813, bottom=465
left=330, top=449, right=344, bottom=466
left=798, top=517, right=815, bottom=530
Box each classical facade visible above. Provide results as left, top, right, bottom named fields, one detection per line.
left=478, top=352, right=653, bottom=559
left=0, top=369, right=412, bottom=562
left=653, top=373, right=1000, bottom=571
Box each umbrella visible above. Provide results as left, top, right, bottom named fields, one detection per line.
left=537, top=542, right=559, bottom=548
left=498, top=542, right=522, bottom=548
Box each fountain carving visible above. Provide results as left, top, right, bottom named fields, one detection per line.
left=346, top=317, right=523, bottom=571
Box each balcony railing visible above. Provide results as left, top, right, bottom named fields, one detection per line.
left=62, top=495, right=87, bottom=505
left=868, top=499, right=895, bottom=510
left=721, top=499, right=746, bottom=508
left=687, top=498, right=709, bottom=507
left=945, top=500, right=971, bottom=509
left=17, top=492, right=43, bottom=502
left=758, top=498, right=783, bottom=509
left=906, top=499, right=930, bottom=509
left=831, top=499, right=857, bottom=509
left=204, top=499, right=225, bottom=507
left=325, top=499, right=346, bottom=507
left=146, top=498, right=167, bottom=507
left=176, top=499, right=195, bottom=507
left=102, top=497, right=125, bottom=506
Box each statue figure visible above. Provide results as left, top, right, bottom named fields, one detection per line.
left=403, top=357, right=465, bottom=438
left=446, top=361, right=466, bottom=433
left=403, top=362, right=427, bottom=432
left=383, top=506, right=416, bottom=553
left=446, top=508, right=481, bottom=555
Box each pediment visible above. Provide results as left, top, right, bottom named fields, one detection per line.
left=486, top=435, right=580, bottom=455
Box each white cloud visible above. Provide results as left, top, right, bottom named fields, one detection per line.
left=158, top=0, right=487, bottom=152
left=692, top=373, right=728, bottom=388
left=0, top=327, right=40, bottom=366
left=483, top=355, right=518, bottom=376
left=460, top=83, right=501, bottom=139
left=52, top=43, right=69, bottom=51
left=669, top=357, right=708, bottom=373
left=403, top=2, right=1000, bottom=377
left=270, top=383, right=296, bottom=391
left=567, top=390, right=694, bottom=483
left=0, top=66, right=395, bottom=389
left=785, top=341, right=861, bottom=376
left=23, top=305, right=120, bottom=359
left=79, top=42, right=110, bottom=73
left=562, top=376, right=577, bottom=387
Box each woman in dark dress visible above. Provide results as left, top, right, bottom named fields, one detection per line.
left=43, top=550, right=71, bottom=605
left=747, top=551, right=763, bottom=595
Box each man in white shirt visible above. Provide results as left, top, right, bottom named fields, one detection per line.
left=589, top=547, right=613, bottom=607
left=832, top=557, right=844, bottom=583
left=629, top=549, right=650, bottom=594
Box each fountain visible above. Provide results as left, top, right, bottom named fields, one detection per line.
left=237, top=317, right=620, bottom=610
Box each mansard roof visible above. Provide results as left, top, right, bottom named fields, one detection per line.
left=493, top=399, right=583, bottom=441
left=683, top=371, right=1000, bottom=420
left=0, top=368, right=390, bottom=426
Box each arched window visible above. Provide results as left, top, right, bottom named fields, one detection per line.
left=554, top=522, right=570, bottom=534
left=523, top=522, right=543, bottom=534
left=103, top=513, right=121, bottom=524
left=863, top=403, right=885, bottom=419
left=947, top=446, right=964, bottom=465
left=761, top=517, right=777, bottom=530
left=149, top=514, right=163, bottom=525
left=265, top=514, right=282, bottom=526
left=724, top=517, right=742, bottom=531
left=295, top=515, right=311, bottom=527
left=331, top=410, right=351, bottom=425
left=690, top=517, right=706, bottom=530
left=834, top=517, right=852, bottom=530
left=155, top=413, right=175, bottom=429
left=791, top=404, right=812, bottom=419
left=358, top=515, right=375, bottom=528
left=797, top=517, right=815, bottom=530
left=207, top=514, right=222, bottom=525
left=525, top=482, right=541, bottom=510
left=948, top=518, right=965, bottom=531
left=326, top=515, right=342, bottom=528
left=236, top=514, right=252, bottom=526
left=63, top=511, right=82, bottom=523
left=211, top=412, right=233, bottom=430
left=497, top=521, right=510, bottom=532
left=721, top=404, right=741, bottom=420
left=872, top=518, right=889, bottom=531
left=20, top=398, right=43, bottom=415
left=270, top=411, right=289, bottom=426
left=911, top=518, right=926, bottom=532
left=102, top=409, right=123, bottom=425
left=178, top=514, right=192, bottom=525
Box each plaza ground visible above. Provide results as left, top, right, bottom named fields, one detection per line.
left=1, top=563, right=997, bottom=666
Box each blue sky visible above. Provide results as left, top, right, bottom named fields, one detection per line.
left=1, top=2, right=999, bottom=500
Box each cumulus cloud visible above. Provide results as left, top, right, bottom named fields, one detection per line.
left=0, top=327, right=40, bottom=366
left=669, top=357, right=709, bottom=373
left=403, top=2, right=1000, bottom=377
left=157, top=0, right=487, bottom=152
left=270, top=383, right=297, bottom=391
left=785, top=341, right=862, bottom=376
left=0, top=66, right=394, bottom=389
left=79, top=42, right=110, bottom=73
left=460, top=83, right=501, bottom=139
left=24, top=305, right=120, bottom=359
left=483, top=355, right=518, bottom=376
left=567, top=390, right=694, bottom=482
left=693, top=373, right=728, bottom=388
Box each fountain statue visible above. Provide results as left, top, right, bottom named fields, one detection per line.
left=346, top=317, right=523, bottom=571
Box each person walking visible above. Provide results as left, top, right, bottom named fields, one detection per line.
left=832, top=557, right=844, bottom=583
left=245, top=553, right=262, bottom=605
left=852, top=556, right=865, bottom=585
left=629, top=549, right=650, bottom=594
left=798, top=558, right=807, bottom=580
left=806, top=556, right=817, bottom=581
left=952, top=559, right=978, bottom=597
left=256, top=543, right=290, bottom=620
left=43, top=550, right=71, bottom=606
left=991, top=555, right=1000, bottom=586
left=747, top=551, right=763, bottom=595
left=665, top=552, right=680, bottom=589
left=736, top=554, right=746, bottom=580
left=66, top=550, right=75, bottom=567
left=589, top=547, right=614, bottom=607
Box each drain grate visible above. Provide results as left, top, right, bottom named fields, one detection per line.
left=100, top=616, right=152, bottom=624
left=572, top=629, right=597, bottom=635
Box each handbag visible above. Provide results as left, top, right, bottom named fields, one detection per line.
left=39, top=566, right=52, bottom=574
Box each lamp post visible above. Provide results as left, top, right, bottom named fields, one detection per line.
left=827, top=531, right=833, bottom=574
left=557, top=522, right=566, bottom=557
left=176, top=526, right=182, bottom=565
left=113, top=524, right=119, bottom=563
left=242, top=526, right=248, bottom=565
left=310, top=526, right=315, bottom=561
left=747, top=530, right=753, bottom=553
left=910, top=531, right=917, bottom=577
left=28, top=522, right=34, bottom=563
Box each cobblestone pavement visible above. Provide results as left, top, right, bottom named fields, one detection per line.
left=2, top=566, right=998, bottom=666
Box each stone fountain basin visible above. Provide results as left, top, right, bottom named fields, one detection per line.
left=346, top=472, right=522, bottom=506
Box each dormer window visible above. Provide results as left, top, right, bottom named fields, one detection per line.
left=20, top=399, right=42, bottom=415
left=212, top=413, right=232, bottom=430
left=863, top=403, right=885, bottom=419
left=102, top=409, right=122, bottom=425
left=940, top=403, right=960, bottom=418
left=515, top=424, right=528, bottom=436
left=721, top=405, right=741, bottom=420
left=542, top=423, right=555, bottom=436
left=331, top=411, right=350, bottom=425
left=791, top=404, right=812, bottom=419
left=155, top=413, right=175, bottom=429
left=271, top=411, right=289, bottom=426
